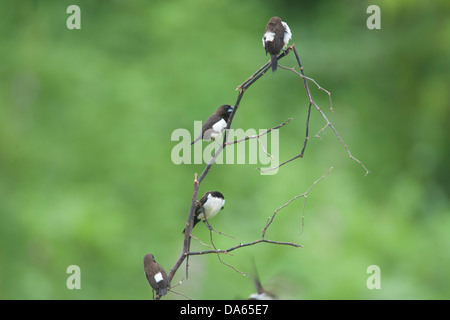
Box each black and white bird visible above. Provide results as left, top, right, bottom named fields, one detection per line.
left=262, top=16, right=292, bottom=72
left=183, top=191, right=225, bottom=233
left=144, top=254, right=171, bottom=298
left=191, top=105, right=233, bottom=145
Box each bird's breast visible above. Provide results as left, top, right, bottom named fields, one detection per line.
left=199, top=196, right=225, bottom=221
left=212, top=118, right=227, bottom=133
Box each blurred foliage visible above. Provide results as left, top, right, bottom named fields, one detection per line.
left=0, top=0, right=449, bottom=299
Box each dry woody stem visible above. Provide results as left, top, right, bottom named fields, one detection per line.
left=165, top=44, right=368, bottom=294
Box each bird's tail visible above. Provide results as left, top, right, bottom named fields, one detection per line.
left=191, top=135, right=201, bottom=145
left=270, top=54, right=278, bottom=72
left=160, top=288, right=168, bottom=297
left=182, top=203, right=202, bottom=233
left=182, top=218, right=199, bottom=234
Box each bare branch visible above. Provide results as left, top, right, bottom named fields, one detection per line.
left=225, top=118, right=292, bottom=146
left=165, top=40, right=366, bottom=299
left=187, top=239, right=303, bottom=256
left=184, top=167, right=333, bottom=277
left=168, top=49, right=294, bottom=284
left=207, top=227, right=248, bottom=276
left=279, top=65, right=333, bottom=111
left=236, top=47, right=293, bottom=92
left=168, top=173, right=200, bottom=282
left=168, top=281, right=193, bottom=300
left=260, top=44, right=370, bottom=176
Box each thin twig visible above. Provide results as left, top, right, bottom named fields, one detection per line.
left=259, top=44, right=369, bottom=175
left=208, top=226, right=247, bottom=275
left=263, top=167, right=333, bottom=237
left=187, top=239, right=303, bottom=256
left=168, top=281, right=193, bottom=300
left=225, top=118, right=292, bottom=146
left=279, top=65, right=333, bottom=111
left=190, top=234, right=215, bottom=249
left=256, top=136, right=274, bottom=161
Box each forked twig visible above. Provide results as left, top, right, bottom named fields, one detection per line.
left=186, top=167, right=333, bottom=272
left=260, top=45, right=369, bottom=175
left=263, top=167, right=333, bottom=237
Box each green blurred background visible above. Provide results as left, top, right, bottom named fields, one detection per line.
left=0, top=0, right=449, bottom=299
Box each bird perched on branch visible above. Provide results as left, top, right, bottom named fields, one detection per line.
left=183, top=191, right=225, bottom=233
left=262, top=16, right=292, bottom=72
left=144, top=254, right=171, bottom=298
left=191, top=105, right=233, bottom=145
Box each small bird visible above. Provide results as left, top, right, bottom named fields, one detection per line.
left=144, top=254, right=171, bottom=298
left=248, top=275, right=276, bottom=300
left=183, top=191, right=225, bottom=233
left=262, top=16, right=292, bottom=72
left=191, top=105, right=234, bottom=145
left=248, top=265, right=276, bottom=300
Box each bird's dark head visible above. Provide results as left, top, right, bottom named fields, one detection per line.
left=144, top=254, right=155, bottom=265
left=208, top=191, right=225, bottom=200
left=267, top=16, right=282, bottom=28
left=216, top=105, right=234, bottom=121
left=216, top=104, right=233, bottom=115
